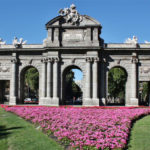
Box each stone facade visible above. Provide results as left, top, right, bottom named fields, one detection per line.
left=0, top=5, right=150, bottom=106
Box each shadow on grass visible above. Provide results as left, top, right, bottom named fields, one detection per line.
left=0, top=125, right=23, bottom=140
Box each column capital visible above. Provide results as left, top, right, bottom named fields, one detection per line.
left=86, top=57, right=92, bottom=62
left=53, top=57, right=59, bottom=62
left=131, top=56, right=138, bottom=64
left=93, top=57, right=99, bottom=62
left=47, top=57, right=53, bottom=62
left=11, top=58, right=17, bottom=63
left=41, top=58, right=47, bottom=63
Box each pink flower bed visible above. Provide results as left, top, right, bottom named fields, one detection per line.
left=3, top=106, right=150, bottom=149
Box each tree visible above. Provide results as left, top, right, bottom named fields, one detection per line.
left=108, top=67, right=127, bottom=99
left=140, top=82, right=150, bottom=105
left=24, top=67, right=39, bottom=97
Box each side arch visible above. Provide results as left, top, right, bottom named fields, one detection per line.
left=19, top=65, right=40, bottom=104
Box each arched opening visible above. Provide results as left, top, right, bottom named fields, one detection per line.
left=139, top=81, right=150, bottom=106
left=0, top=80, right=10, bottom=104
left=20, top=66, right=39, bottom=104
left=107, top=66, right=127, bottom=106
left=62, top=66, right=83, bottom=105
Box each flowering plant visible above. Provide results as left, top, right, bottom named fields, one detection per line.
left=2, top=105, right=150, bottom=150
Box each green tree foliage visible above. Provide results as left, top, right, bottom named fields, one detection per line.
left=25, top=67, right=39, bottom=96
left=140, top=82, right=150, bottom=104
left=108, top=67, right=127, bottom=99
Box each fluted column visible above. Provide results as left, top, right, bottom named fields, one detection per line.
left=47, top=58, right=52, bottom=98
left=41, top=58, right=47, bottom=98
left=85, top=57, right=92, bottom=99
left=52, top=57, right=59, bottom=106
left=129, top=53, right=138, bottom=106
left=10, top=58, right=17, bottom=105
left=93, top=57, right=99, bottom=99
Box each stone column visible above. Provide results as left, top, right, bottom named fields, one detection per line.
left=52, top=57, right=59, bottom=106
left=101, top=58, right=107, bottom=105
left=92, top=57, right=99, bottom=106
left=9, top=59, right=17, bottom=105
left=41, top=58, right=47, bottom=98
left=86, top=57, right=91, bottom=98
left=47, top=58, right=52, bottom=98
left=83, top=57, right=92, bottom=106
left=129, top=53, right=138, bottom=106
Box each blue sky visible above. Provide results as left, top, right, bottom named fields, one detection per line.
left=0, top=0, right=150, bottom=44
left=0, top=0, right=149, bottom=80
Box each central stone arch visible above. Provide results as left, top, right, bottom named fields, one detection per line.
left=61, top=65, right=84, bottom=105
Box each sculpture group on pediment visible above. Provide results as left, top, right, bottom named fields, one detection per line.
left=59, top=4, right=83, bottom=25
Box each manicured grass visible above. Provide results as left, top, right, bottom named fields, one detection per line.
left=128, top=115, right=150, bottom=150
left=0, top=107, right=63, bottom=150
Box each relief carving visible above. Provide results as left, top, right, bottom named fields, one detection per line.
left=140, top=67, right=150, bottom=74
left=0, top=67, right=10, bottom=72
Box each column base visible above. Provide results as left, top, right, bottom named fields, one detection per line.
left=39, top=97, right=46, bottom=105
left=83, top=98, right=99, bottom=106
left=9, top=96, right=16, bottom=105
left=39, top=97, right=59, bottom=106
left=126, top=98, right=139, bottom=106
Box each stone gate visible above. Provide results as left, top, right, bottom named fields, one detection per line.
left=0, top=4, right=150, bottom=106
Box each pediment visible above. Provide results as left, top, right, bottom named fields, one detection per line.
left=46, top=15, right=102, bottom=29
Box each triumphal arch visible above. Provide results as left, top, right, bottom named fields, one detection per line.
left=0, top=4, right=150, bottom=106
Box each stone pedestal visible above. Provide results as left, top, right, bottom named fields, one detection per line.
left=128, top=98, right=138, bottom=106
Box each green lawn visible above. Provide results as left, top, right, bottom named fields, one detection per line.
left=128, top=115, right=150, bottom=150
left=0, top=107, right=63, bottom=150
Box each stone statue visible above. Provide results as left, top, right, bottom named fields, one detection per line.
left=0, top=38, right=6, bottom=45
left=125, top=36, right=138, bottom=44
left=13, top=37, right=27, bottom=48
left=59, top=4, right=83, bottom=25
left=145, top=41, right=150, bottom=44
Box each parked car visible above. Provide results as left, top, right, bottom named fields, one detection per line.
left=24, top=98, right=32, bottom=103
left=32, top=98, right=38, bottom=104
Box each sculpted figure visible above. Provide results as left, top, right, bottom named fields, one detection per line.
left=59, top=4, right=83, bottom=25
left=0, top=38, right=6, bottom=45
left=145, top=41, right=150, bottom=44
left=125, top=36, right=138, bottom=44
left=13, top=37, right=27, bottom=48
